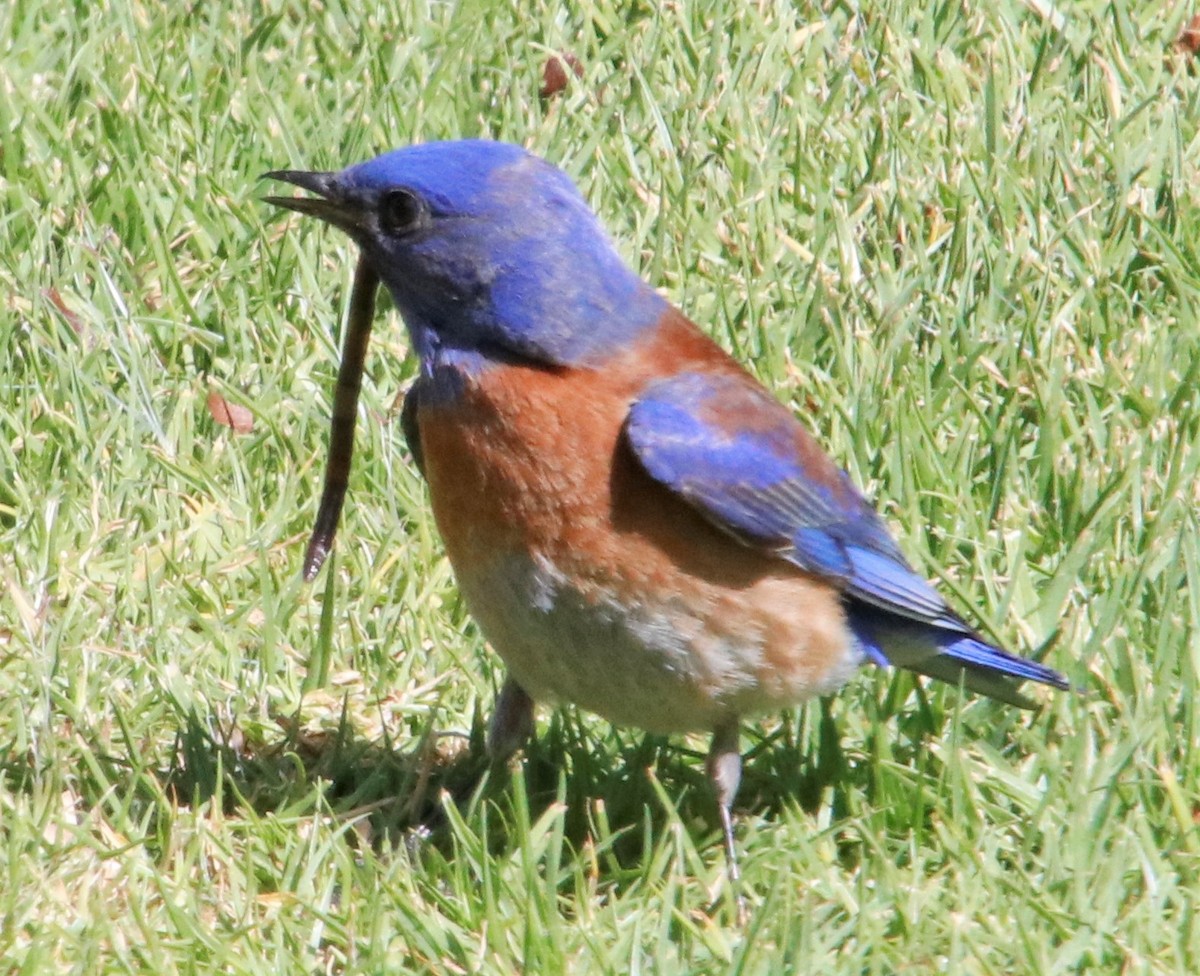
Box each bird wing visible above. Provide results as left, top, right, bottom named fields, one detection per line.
left=400, top=380, right=426, bottom=479
left=624, top=370, right=968, bottom=634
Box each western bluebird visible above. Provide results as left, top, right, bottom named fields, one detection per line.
left=264, top=140, right=1067, bottom=881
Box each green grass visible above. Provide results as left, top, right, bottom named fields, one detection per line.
left=3, top=0, right=1199, bottom=971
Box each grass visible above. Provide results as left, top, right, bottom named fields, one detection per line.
left=2, top=0, right=1199, bottom=971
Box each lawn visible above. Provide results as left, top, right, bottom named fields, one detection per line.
left=2, top=0, right=1199, bottom=972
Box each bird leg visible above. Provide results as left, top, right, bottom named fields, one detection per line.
left=706, top=719, right=743, bottom=888
left=487, top=676, right=534, bottom=763
left=303, top=255, right=380, bottom=581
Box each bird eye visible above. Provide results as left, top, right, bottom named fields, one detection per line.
left=379, top=188, right=424, bottom=236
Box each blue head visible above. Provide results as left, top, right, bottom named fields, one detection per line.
left=265, top=140, right=667, bottom=368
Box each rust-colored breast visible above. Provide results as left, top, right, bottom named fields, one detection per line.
left=417, top=312, right=729, bottom=574
left=414, top=311, right=859, bottom=731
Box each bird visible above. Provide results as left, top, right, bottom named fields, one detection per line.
left=263, top=139, right=1068, bottom=884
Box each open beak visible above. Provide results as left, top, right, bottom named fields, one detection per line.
left=262, top=168, right=383, bottom=581
left=262, top=170, right=366, bottom=237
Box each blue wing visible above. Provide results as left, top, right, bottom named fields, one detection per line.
left=625, top=372, right=957, bottom=629
left=625, top=371, right=1067, bottom=703
left=400, top=380, right=426, bottom=478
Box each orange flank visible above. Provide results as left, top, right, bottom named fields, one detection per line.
left=416, top=311, right=857, bottom=731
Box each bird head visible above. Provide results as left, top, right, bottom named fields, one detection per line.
left=265, top=140, right=666, bottom=369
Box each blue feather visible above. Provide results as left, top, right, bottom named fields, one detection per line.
left=627, top=370, right=1069, bottom=703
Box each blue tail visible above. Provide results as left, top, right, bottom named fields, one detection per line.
left=850, top=612, right=1069, bottom=708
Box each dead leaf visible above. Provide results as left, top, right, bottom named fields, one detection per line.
left=44, top=288, right=83, bottom=334
left=206, top=390, right=254, bottom=433
left=1177, top=14, right=1200, bottom=55
left=540, top=51, right=583, bottom=99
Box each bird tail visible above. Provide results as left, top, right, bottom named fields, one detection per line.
left=908, top=635, right=1069, bottom=708
left=850, top=613, right=1069, bottom=708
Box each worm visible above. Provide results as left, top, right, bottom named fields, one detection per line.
left=303, top=255, right=380, bottom=580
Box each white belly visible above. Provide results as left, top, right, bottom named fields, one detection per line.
left=455, top=550, right=864, bottom=734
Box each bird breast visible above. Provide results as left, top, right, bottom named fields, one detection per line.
left=415, top=320, right=863, bottom=732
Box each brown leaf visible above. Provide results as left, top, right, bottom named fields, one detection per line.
left=206, top=390, right=254, bottom=434
left=1176, top=14, right=1200, bottom=55
left=540, top=51, right=583, bottom=99
left=44, top=288, right=83, bottom=334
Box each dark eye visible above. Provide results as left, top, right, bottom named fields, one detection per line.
left=379, top=188, right=424, bottom=236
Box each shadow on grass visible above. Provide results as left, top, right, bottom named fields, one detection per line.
left=158, top=695, right=860, bottom=873
left=0, top=672, right=959, bottom=885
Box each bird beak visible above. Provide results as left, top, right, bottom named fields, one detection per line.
left=262, top=170, right=367, bottom=237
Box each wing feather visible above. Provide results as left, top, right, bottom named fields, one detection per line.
left=625, top=371, right=963, bottom=632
